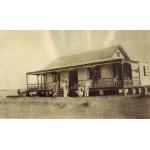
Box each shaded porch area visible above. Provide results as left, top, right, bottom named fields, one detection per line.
left=92, top=62, right=140, bottom=89
left=26, top=59, right=141, bottom=96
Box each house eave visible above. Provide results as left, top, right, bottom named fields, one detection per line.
left=27, top=58, right=138, bottom=75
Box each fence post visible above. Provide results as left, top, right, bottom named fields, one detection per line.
left=26, top=73, right=29, bottom=90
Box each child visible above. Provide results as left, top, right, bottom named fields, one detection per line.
left=78, top=84, right=84, bottom=97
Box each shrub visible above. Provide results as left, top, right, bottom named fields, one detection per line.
left=55, top=102, right=66, bottom=109
left=82, top=101, right=89, bottom=107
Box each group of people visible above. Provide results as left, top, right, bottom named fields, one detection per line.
left=61, top=79, right=91, bottom=97
left=17, top=79, right=91, bottom=97
left=78, top=79, right=91, bottom=97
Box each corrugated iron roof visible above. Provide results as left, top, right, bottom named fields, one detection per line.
left=27, top=45, right=132, bottom=75
left=45, top=45, right=130, bottom=70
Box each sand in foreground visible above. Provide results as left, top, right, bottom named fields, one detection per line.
left=0, top=96, right=149, bottom=118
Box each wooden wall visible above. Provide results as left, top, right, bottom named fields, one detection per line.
left=78, top=68, right=88, bottom=81
left=100, top=64, right=113, bottom=78
left=139, top=62, right=150, bottom=86
left=43, top=73, right=53, bottom=90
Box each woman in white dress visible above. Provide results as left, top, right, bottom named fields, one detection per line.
left=62, top=80, right=69, bottom=97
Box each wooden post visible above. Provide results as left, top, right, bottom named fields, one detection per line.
left=138, top=64, right=141, bottom=85
left=121, top=60, right=124, bottom=86
left=37, top=75, right=39, bottom=90
left=42, top=75, right=45, bottom=90
left=121, top=60, right=124, bottom=94
left=41, top=75, right=43, bottom=89
left=26, top=73, right=29, bottom=90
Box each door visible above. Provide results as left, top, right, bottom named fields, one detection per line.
left=69, top=70, right=78, bottom=89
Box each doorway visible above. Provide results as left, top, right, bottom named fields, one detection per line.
left=69, top=70, right=78, bottom=88
left=69, top=70, right=78, bottom=96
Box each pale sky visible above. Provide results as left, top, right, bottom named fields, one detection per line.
left=0, top=30, right=150, bottom=89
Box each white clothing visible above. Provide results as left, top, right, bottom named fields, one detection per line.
left=64, top=88, right=68, bottom=97
left=62, top=82, right=68, bottom=97
left=84, top=87, right=89, bottom=97
left=84, top=80, right=91, bottom=97
left=78, top=87, right=84, bottom=97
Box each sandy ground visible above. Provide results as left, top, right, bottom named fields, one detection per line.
left=0, top=95, right=149, bottom=118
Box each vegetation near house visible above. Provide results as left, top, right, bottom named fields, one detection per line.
left=81, top=102, right=89, bottom=107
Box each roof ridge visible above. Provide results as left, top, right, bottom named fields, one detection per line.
left=53, top=45, right=120, bottom=59
left=44, top=45, right=124, bottom=70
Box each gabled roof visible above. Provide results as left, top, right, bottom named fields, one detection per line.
left=27, top=45, right=133, bottom=75
left=45, top=45, right=130, bottom=70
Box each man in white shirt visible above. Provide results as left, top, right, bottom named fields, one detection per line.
left=84, top=79, right=91, bottom=97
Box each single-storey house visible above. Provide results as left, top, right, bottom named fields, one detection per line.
left=26, top=45, right=150, bottom=96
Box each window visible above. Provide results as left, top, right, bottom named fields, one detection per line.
left=93, top=66, right=100, bottom=79
left=52, top=72, right=60, bottom=82
left=143, top=66, right=149, bottom=76
left=88, top=67, right=100, bottom=79
left=88, top=68, right=93, bottom=79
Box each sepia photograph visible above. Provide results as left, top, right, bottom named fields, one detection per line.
left=1, top=1, right=150, bottom=150
left=0, top=30, right=150, bottom=118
